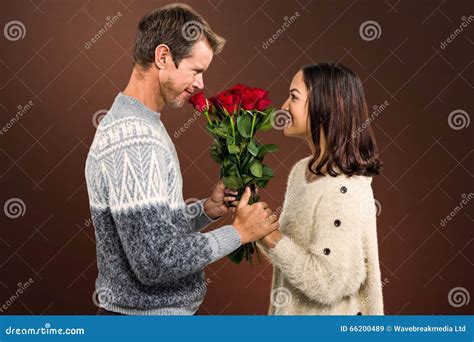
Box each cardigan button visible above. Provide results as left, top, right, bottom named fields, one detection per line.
left=334, top=219, right=341, bottom=227
left=323, top=248, right=331, bottom=255
left=340, top=186, right=347, bottom=193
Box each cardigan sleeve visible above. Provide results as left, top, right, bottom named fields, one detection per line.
left=267, top=182, right=369, bottom=306
left=186, top=198, right=221, bottom=232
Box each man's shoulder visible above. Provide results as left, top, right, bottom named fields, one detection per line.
left=88, top=115, right=168, bottom=160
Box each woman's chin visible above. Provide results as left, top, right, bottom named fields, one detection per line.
left=283, top=125, right=297, bottom=137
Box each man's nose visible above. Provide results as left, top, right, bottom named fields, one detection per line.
left=193, top=74, right=204, bottom=90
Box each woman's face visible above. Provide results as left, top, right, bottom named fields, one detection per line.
left=281, top=70, right=309, bottom=138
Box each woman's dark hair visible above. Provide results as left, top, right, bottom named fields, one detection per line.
left=302, top=62, right=382, bottom=177
left=133, top=3, right=225, bottom=68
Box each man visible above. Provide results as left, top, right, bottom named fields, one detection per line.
left=85, top=3, right=279, bottom=315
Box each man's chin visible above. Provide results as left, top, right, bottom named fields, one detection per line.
left=167, top=97, right=186, bottom=108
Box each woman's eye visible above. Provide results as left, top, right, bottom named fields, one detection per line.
left=291, top=95, right=297, bottom=101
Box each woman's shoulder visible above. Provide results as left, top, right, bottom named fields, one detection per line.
left=289, top=156, right=312, bottom=176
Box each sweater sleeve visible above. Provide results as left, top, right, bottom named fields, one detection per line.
left=186, top=198, right=221, bottom=232
left=267, top=182, right=368, bottom=306
left=101, top=136, right=241, bottom=286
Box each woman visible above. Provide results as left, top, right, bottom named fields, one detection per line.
left=258, top=62, right=384, bottom=315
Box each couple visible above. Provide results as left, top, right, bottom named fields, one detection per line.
left=85, top=3, right=384, bottom=316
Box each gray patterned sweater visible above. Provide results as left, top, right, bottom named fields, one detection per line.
left=85, top=93, right=242, bottom=315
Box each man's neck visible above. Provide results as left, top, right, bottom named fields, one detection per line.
left=123, top=67, right=164, bottom=113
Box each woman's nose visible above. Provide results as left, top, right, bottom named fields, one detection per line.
left=281, top=98, right=290, bottom=111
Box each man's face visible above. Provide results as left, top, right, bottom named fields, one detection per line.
left=160, top=39, right=213, bottom=108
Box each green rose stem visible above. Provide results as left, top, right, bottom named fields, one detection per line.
left=228, top=115, right=236, bottom=144
left=203, top=110, right=213, bottom=126
left=249, top=111, right=257, bottom=138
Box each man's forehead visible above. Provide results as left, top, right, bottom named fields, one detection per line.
left=187, top=40, right=213, bottom=66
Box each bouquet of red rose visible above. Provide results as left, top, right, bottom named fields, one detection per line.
left=189, top=84, right=279, bottom=264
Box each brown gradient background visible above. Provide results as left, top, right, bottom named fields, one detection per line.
left=0, top=0, right=473, bottom=315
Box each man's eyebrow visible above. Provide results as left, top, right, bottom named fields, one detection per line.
left=290, top=88, right=300, bottom=94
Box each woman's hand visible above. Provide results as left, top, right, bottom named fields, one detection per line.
left=260, top=229, right=283, bottom=249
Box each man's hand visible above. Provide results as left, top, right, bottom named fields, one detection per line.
left=203, top=180, right=239, bottom=219
left=232, top=187, right=280, bottom=244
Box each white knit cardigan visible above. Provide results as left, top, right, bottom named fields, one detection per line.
left=261, top=156, right=384, bottom=315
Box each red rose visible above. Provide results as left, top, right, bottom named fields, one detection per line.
left=215, top=91, right=239, bottom=114
left=228, top=84, right=248, bottom=97
left=240, top=87, right=269, bottom=110
left=188, top=92, right=207, bottom=112
left=255, top=98, right=271, bottom=110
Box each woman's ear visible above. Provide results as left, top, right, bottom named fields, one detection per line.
left=154, top=44, right=171, bottom=70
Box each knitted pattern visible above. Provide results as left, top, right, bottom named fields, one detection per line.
left=85, top=93, right=241, bottom=315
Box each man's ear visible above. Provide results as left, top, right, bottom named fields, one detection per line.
left=154, top=44, right=172, bottom=70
